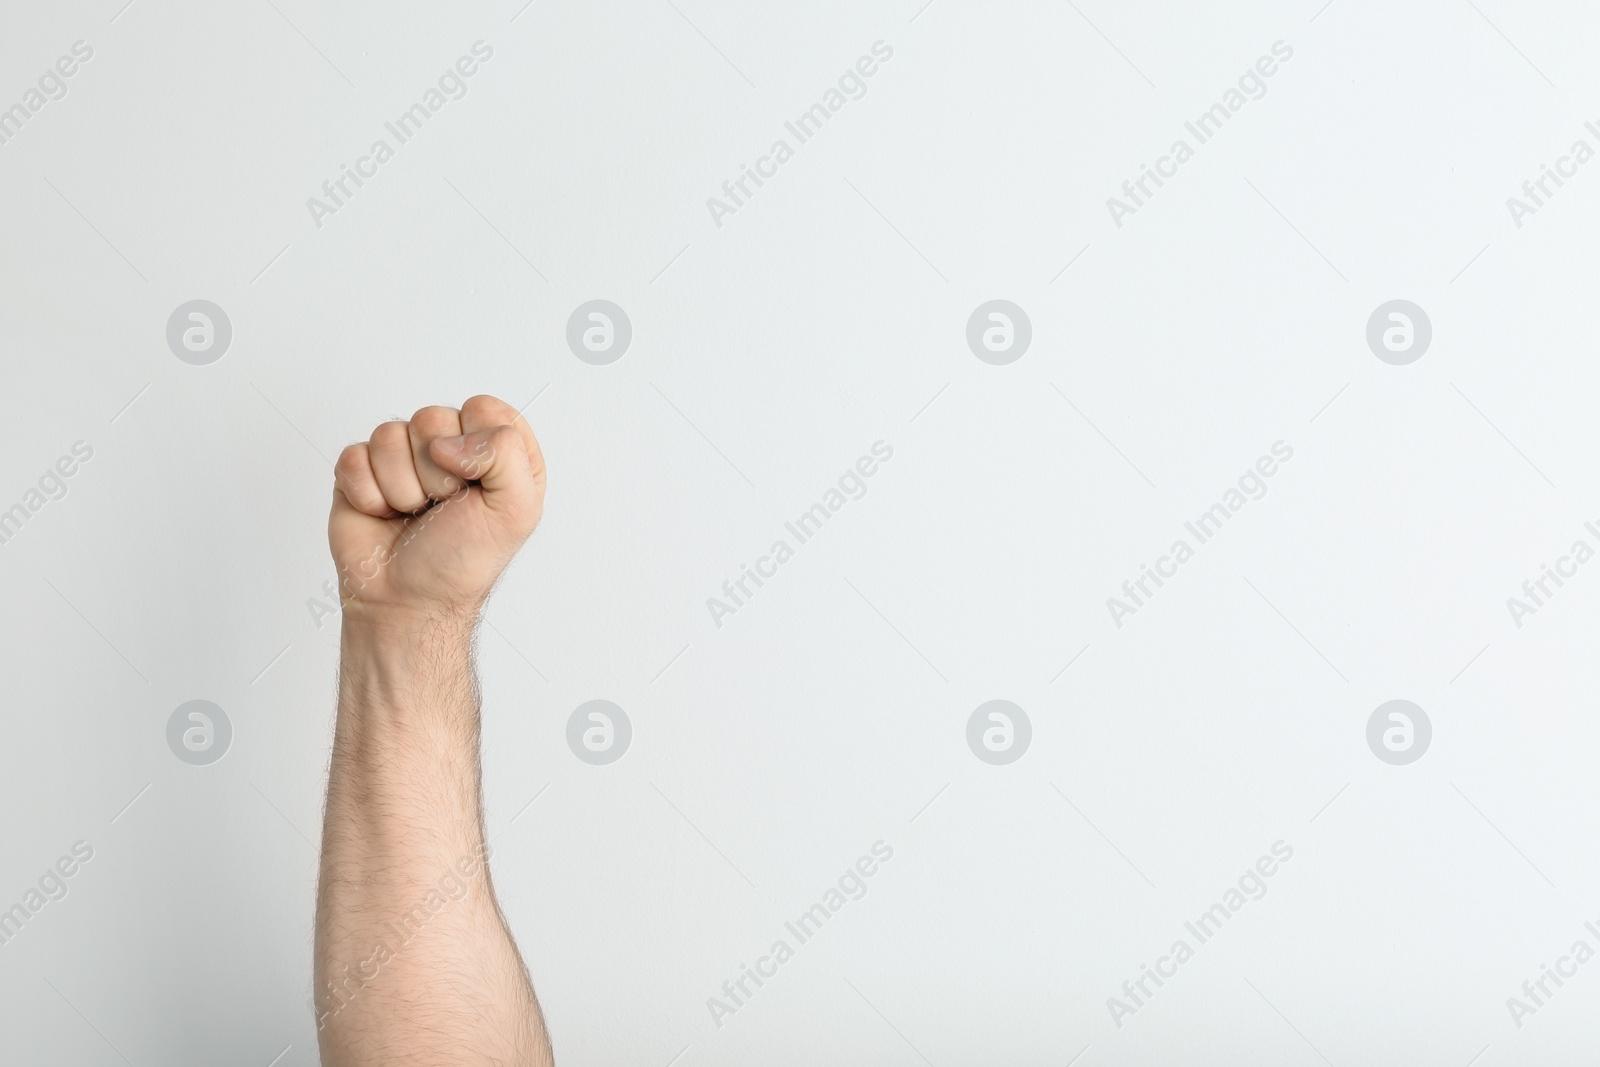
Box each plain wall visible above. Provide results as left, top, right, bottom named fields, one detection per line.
left=2, top=0, right=1598, bottom=1063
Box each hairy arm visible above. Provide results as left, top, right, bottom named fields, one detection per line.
left=314, top=396, right=553, bottom=1066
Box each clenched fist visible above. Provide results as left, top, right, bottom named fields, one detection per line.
left=329, top=395, right=545, bottom=626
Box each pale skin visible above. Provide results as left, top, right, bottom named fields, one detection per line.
left=315, top=395, right=554, bottom=1066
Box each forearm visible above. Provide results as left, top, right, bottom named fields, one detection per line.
left=315, top=616, right=551, bottom=1066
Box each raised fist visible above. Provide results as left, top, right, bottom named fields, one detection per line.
left=328, top=395, right=545, bottom=626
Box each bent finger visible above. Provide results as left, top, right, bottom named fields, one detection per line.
left=407, top=405, right=466, bottom=501
left=369, top=420, right=429, bottom=514
left=333, top=443, right=398, bottom=518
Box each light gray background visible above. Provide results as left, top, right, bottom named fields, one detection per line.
left=2, top=0, right=1598, bottom=1063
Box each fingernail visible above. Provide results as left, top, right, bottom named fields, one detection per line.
left=433, top=434, right=467, bottom=456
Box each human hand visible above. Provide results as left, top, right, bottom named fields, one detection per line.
left=328, top=394, right=545, bottom=628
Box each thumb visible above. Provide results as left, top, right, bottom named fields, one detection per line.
left=429, top=425, right=539, bottom=519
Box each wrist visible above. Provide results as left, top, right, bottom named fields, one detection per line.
left=338, top=609, right=479, bottom=729
left=341, top=601, right=478, bottom=650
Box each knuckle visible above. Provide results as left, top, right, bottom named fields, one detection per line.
left=334, top=444, right=366, bottom=475
left=462, top=394, right=514, bottom=424
left=409, top=405, right=459, bottom=435
left=370, top=421, right=411, bottom=453
left=493, top=425, right=526, bottom=457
